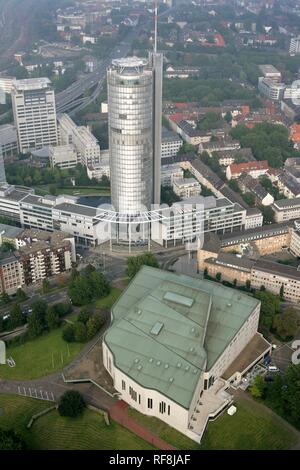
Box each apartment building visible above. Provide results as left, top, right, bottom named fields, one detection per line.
left=161, top=128, right=182, bottom=159
left=11, top=78, right=58, bottom=153
left=0, top=228, right=75, bottom=294
left=226, top=161, right=269, bottom=180
left=199, top=251, right=300, bottom=303
left=58, top=113, right=100, bottom=167
left=161, top=163, right=184, bottom=186
left=289, top=36, right=300, bottom=56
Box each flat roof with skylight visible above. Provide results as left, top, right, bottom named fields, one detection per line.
left=104, top=266, right=260, bottom=409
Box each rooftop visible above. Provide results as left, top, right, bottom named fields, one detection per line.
left=104, top=266, right=259, bottom=409
left=12, top=77, right=52, bottom=91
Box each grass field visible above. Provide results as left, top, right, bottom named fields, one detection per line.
left=95, top=287, right=122, bottom=309
left=0, top=395, right=154, bottom=450
left=0, top=327, right=84, bottom=380
left=128, top=397, right=298, bottom=450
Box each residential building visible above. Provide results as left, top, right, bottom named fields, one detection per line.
left=172, top=178, right=201, bottom=199
left=289, top=36, right=300, bottom=55
left=277, top=173, right=300, bottom=198
left=226, top=161, right=269, bottom=180
left=161, top=127, right=182, bottom=159
left=0, top=229, right=76, bottom=294
left=11, top=78, right=58, bottom=153
left=199, top=251, right=300, bottom=303
left=103, top=266, right=270, bottom=443
left=161, top=163, right=183, bottom=186
left=238, top=175, right=274, bottom=206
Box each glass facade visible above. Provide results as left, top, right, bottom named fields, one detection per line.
left=108, top=58, right=154, bottom=213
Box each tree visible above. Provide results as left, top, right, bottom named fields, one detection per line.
left=42, top=278, right=50, bottom=293
left=27, top=299, right=48, bottom=337
left=255, top=291, right=281, bottom=331
left=9, top=304, right=24, bottom=330
left=126, top=253, right=159, bottom=279
left=273, top=308, right=299, bottom=340
left=279, top=284, right=284, bottom=300
left=242, top=192, right=255, bottom=207
left=249, top=375, right=266, bottom=399
left=62, top=325, right=75, bottom=343
left=74, top=321, right=87, bottom=343
left=260, top=205, right=275, bottom=224
left=0, top=292, right=10, bottom=304
left=78, top=308, right=91, bottom=325
left=45, top=307, right=60, bottom=330
left=246, top=280, right=251, bottom=290
left=58, top=390, right=86, bottom=418
left=86, top=314, right=105, bottom=340
left=0, top=429, right=26, bottom=450
left=16, top=288, right=27, bottom=302
left=216, top=272, right=222, bottom=282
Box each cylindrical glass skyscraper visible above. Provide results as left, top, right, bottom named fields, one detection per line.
left=107, top=57, right=154, bottom=213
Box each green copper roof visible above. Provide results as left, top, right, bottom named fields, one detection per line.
left=104, top=266, right=260, bottom=409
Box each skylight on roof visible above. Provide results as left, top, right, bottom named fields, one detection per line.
left=150, top=321, right=164, bottom=336
left=163, top=291, right=194, bottom=307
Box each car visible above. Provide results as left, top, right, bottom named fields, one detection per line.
left=264, top=375, right=274, bottom=382
left=3, top=313, right=10, bottom=321
left=268, top=365, right=279, bottom=372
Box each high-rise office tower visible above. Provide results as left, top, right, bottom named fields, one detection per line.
left=107, top=59, right=162, bottom=213
left=11, top=78, right=58, bottom=154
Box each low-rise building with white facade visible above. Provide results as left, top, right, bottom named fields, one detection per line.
left=258, top=77, right=286, bottom=101
left=49, top=144, right=78, bottom=169
left=161, top=127, right=182, bottom=159
left=103, top=266, right=270, bottom=443
left=173, top=177, right=201, bottom=199
left=272, top=198, right=300, bottom=223
left=245, top=208, right=263, bottom=230
left=161, top=163, right=184, bottom=186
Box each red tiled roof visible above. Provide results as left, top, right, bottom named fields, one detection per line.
left=229, top=160, right=269, bottom=174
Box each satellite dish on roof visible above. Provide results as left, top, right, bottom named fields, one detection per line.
left=0, top=340, right=6, bottom=365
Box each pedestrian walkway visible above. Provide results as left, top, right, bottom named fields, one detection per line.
left=109, top=400, right=176, bottom=451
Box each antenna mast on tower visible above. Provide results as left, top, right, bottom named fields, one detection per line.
left=154, top=0, right=158, bottom=53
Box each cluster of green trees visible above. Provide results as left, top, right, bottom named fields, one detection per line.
left=230, top=123, right=300, bottom=168
left=196, top=112, right=224, bottom=131
left=250, top=363, right=300, bottom=429
left=163, top=77, right=260, bottom=107
left=27, top=300, right=72, bottom=339
left=0, top=429, right=26, bottom=450
left=68, top=265, right=110, bottom=306
left=62, top=308, right=105, bottom=343
left=6, top=163, right=109, bottom=191
left=126, top=253, right=159, bottom=279
left=160, top=186, right=181, bottom=206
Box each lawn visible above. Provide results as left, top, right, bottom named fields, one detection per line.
left=0, top=327, right=84, bottom=380
left=0, top=395, right=154, bottom=450
left=95, top=287, right=122, bottom=310
left=128, top=397, right=298, bottom=450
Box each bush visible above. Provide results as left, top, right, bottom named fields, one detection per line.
left=62, top=325, right=75, bottom=343
left=73, top=321, right=87, bottom=343
left=58, top=390, right=86, bottom=418
left=78, top=308, right=92, bottom=325
left=86, top=314, right=105, bottom=340
left=0, top=429, right=26, bottom=450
